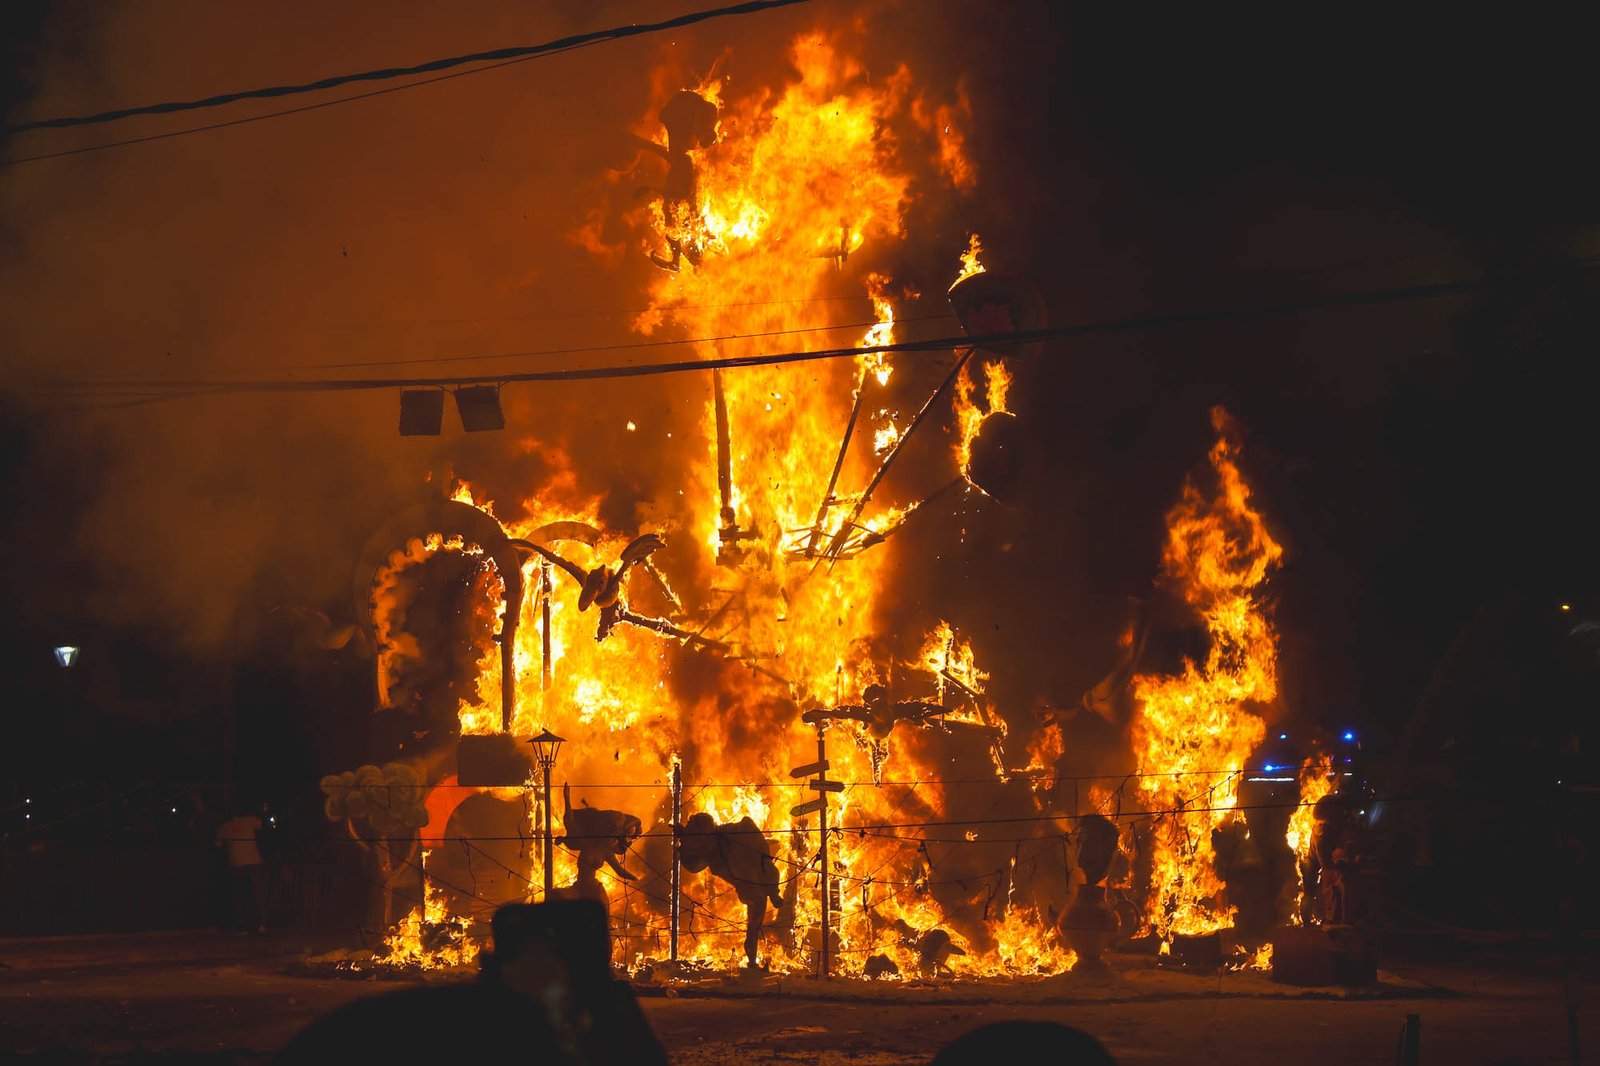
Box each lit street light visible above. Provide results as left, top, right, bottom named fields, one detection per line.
left=529, top=728, right=565, bottom=898
left=53, top=644, right=81, bottom=743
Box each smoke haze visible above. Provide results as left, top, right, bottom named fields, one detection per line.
left=3, top=0, right=1597, bottom=743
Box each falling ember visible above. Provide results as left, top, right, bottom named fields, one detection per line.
left=1130, top=406, right=1282, bottom=941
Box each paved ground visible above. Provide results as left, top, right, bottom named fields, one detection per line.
left=0, top=928, right=1592, bottom=1064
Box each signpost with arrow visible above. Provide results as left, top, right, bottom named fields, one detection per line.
left=790, top=734, right=844, bottom=978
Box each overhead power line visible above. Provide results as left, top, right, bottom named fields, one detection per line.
left=6, top=0, right=807, bottom=133
left=291, top=312, right=951, bottom=372
left=1, top=0, right=808, bottom=164
left=3, top=55, right=568, bottom=166
left=42, top=260, right=1600, bottom=405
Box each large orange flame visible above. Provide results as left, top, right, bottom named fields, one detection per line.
left=1130, top=406, right=1282, bottom=940
left=365, top=31, right=1072, bottom=978
left=1287, top=752, right=1337, bottom=923
left=382, top=851, right=481, bottom=971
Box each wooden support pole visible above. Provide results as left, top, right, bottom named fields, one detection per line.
left=540, top=560, right=553, bottom=697
left=817, top=722, right=830, bottom=979
left=670, top=760, right=682, bottom=963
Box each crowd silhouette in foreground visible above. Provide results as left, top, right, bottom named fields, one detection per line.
left=932, top=1020, right=1118, bottom=1066
left=271, top=898, right=1120, bottom=1065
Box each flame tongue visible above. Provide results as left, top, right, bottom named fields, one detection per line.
left=1288, top=753, right=1337, bottom=923
left=1131, top=407, right=1282, bottom=941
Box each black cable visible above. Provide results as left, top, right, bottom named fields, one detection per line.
left=8, top=767, right=1353, bottom=790
left=296, top=292, right=895, bottom=334
left=100, top=793, right=1393, bottom=849
left=459, top=837, right=536, bottom=888
left=5, top=786, right=1380, bottom=846
left=290, top=313, right=948, bottom=373
left=461, top=836, right=480, bottom=900
left=41, top=259, right=1600, bottom=401
left=4, top=0, right=808, bottom=135
left=331, top=859, right=427, bottom=920
left=395, top=846, right=496, bottom=909
left=2, top=48, right=585, bottom=167
left=47, top=327, right=979, bottom=395
left=6, top=770, right=1383, bottom=843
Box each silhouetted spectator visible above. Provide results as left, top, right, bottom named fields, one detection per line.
left=214, top=803, right=266, bottom=934
left=931, top=1021, right=1118, bottom=1066
left=483, top=900, right=665, bottom=1066
left=273, top=899, right=665, bottom=1066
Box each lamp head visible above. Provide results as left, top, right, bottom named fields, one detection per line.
left=529, top=728, right=565, bottom=772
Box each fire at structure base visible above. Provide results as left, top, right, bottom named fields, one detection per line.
left=300, top=29, right=1373, bottom=988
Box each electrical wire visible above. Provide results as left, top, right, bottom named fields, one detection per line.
left=9, top=784, right=1412, bottom=969
left=208, top=312, right=950, bottom=375
left=3, top=48, right=582, bottom=167
left=38, top=259, right=1600, bottom=403
left=2, top=0, right=810, bottom=163
left=53, top=767, right=1339, bottom=791
left=11, top=794, right=1398, bottom=848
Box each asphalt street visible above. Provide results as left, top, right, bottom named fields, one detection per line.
left=1, top=929, right=1592, bottom=1064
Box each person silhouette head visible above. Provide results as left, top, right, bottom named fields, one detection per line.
left=931, top=1021, right=1117, bottom=1066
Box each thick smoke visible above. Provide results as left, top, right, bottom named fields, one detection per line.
left=0, top=2, right=776, bottom=647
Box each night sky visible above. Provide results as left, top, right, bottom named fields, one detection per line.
left=2, top=1, right=1596, bottom=818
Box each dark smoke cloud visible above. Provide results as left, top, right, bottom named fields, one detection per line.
left=0, top=0, right=802, bottom=650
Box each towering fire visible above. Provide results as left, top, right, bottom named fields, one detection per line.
left=361, top=28, right=1313, bottom=983
left=361, top=28, right=1083, bottom=977
left=1130, top=406, right=1283, bottom=941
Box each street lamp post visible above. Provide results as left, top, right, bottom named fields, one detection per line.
left=52, top=646, right=80, bottom=752
left=529, top=729, right=565, bottom=899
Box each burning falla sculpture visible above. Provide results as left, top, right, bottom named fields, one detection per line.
left=1058, top=814, right=1122, bottom=973
left=321, top=763, right=430, bottom=934
left=636, top=89, right=718, bottom=272
left=803, top=684, right=948, bottom=739
left=892, top=919, right=968, bottom=977
left=515, top=532, right=666, bottom=643
left=554, top=783, right=642, bottom=907
left=677, top=812, right=786, bottom=968
left=314, top=45, right=1317, bottom=979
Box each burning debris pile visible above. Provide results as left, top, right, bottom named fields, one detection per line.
left=309, top=28, right=1354, bottom=982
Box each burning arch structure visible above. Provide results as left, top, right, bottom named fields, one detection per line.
left=353, top=497, right=525, bottom=729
